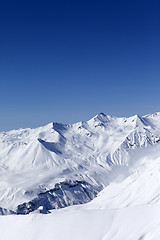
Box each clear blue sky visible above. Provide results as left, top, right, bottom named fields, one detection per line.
left=0, top=0, right=160, bottom=131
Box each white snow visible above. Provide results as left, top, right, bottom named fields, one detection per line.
left=1, top=204, right=160, bottom=240
left=1, top=112, right=160, bottom=239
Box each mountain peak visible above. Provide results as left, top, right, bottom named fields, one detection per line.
left=98, top=112, right=106, bottom=117
left=95, top=113, right=115, bottom=123
left=144, top=112, right=160, bottom=118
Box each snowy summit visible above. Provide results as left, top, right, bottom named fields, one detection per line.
left=1, top=112, right=160, bottom=239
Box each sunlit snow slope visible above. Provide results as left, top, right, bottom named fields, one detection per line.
left=1, top=112, right=160, bottom=214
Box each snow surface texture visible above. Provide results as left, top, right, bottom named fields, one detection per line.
left=1, top=205, right=160, bottom=240
left=1, top=112, right=160, bottom=239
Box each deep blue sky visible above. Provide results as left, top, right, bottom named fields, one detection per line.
left=0, top=0, right=160, bottom=131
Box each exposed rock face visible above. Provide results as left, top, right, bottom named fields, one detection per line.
left=16, top=180, right=101, bottom=214
left=0, top=207, right=15, bottom=215
left=1, top=112, right=160, bottom=215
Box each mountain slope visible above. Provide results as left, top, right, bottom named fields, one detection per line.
left=1, top=201, right=160, bottom=240
left=0, top=112, right=160, bottom=213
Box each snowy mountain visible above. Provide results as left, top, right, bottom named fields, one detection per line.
left=1, top=112, right=160, bottom=215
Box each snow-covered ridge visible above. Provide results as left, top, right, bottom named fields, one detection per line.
left=0, top=112, right=160, bottom=214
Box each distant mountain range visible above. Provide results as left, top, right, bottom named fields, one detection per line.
left=1, top=112, right=160, bottom=215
